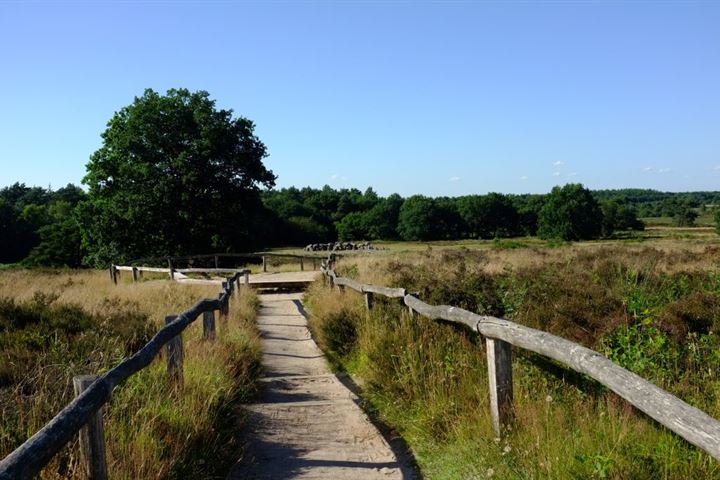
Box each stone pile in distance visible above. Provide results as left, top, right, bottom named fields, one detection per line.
left=304, top=242, right=377, bottom=252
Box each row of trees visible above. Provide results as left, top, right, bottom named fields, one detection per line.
left=266, top=184, right=643, bottom=243
left=0, top=183, right=86, bottom=265
left=0, top=88, right=712, bottom=269
left=1, top=178, right=644, bottom=268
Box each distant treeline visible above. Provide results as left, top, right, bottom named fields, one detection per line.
left=0, top=183, right=86, bottom=267
left=262, top=186, right=714, bottom=244
left=2, top=181, right=714, bottom=268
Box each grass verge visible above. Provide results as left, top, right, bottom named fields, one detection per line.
left=0, top=269, right=261, bottom=479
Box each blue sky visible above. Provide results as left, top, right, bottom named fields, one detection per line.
left=1, top=1, right=718, bottom=196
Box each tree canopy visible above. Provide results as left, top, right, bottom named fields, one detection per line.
left=537, top=184, right=603, bottom=241
left=80, top=88, right=275, bottom=266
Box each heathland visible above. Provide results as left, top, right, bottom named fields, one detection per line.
left=305, top=229, right=720, bottom=479
left=2, top=227, right=720, bottom=478
left=0, top=270, right=261, bottom=479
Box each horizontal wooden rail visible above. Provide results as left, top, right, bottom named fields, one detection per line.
left=322, top=266, right=720, bottom=460
left=175, top=268, right=248, bottom=274
left=0, top=273, right=241, bottom=479
left=114, top=266, right=169, bottom=273
left=127, top=251, right=331, bottom=265
left=331, top=274, right=406, bottom=298
left=110, top=265, right=251, bottom=285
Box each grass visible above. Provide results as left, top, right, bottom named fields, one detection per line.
left=0, top=269, right=261, bottom=479
left=305, top=244, right=720, bottom=479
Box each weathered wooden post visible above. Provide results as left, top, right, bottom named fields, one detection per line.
left=312, top=258, right=317, bottom=270
left=73, top=375, right=108, bottom=480
left=364, top=291, right=374, bottom=312
left=168, top=258, right=175, bottom=281
left=406, top=293, right=418, bottom=318
left=244, top=271, right=250, bottom=286
left=300, top=257, right=304, bottom=271
left=329, top=274, right=335, bottom=289
left=486, top=338, right=513, bottom=436
left=214, top=255, right=219, bottom=269
left=202, top=310, right=216, bottom=341
left=109, top=265, right=117, bottom=285
left=165, top=315, right=183, bottom=387
left=262, top=256, right=267, bottom=272
left=131, top=267, right=138, bottom=283
left=218, top=293, right=229, bottom=327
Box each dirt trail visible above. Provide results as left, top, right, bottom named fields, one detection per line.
left=228, top=293, right=415, bottom=480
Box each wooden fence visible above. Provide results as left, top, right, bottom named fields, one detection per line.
left=321, top=261, right=720, bottom=461
left=111, top=252, right=323, bottom=284
left=0, top=270, right=249, bottom=480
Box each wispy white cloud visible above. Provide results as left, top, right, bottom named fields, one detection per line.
left=449, top=176, right=461, bottom=182
left=643, top=166, right=671, bottom=174
left=713, top=165, right=720, bottom=171
left=520, top=175, right=528, bottom=181
left=331, top=173, right=339, bottom=180
left=553, top=161, right=564, bottom=166
left=567, top=172, right=578, bottom=177
left=552, top=171, right=561, bottom=177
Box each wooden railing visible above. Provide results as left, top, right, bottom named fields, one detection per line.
left=0, top=270, right=249, bottom=480
left=114, top=252, right=325, bottom=282
left=321, top=261, right=720, bottom=461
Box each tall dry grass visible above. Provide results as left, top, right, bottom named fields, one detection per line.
left=305, top=244, right=720, bottom=479
left=0, top=269, right=261, bottom=479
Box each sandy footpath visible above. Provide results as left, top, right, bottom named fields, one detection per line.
left=227, top=293, right=415, bottom=480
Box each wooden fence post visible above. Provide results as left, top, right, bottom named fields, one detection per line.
left=73, top=375, right=108, bottom=480
left=214, top=255, right=219, bottom=269
left=262, top=256, right=267, bottom=272
left=165, top=315, right=183, bottom=387
left=300, top=257, right=304, bottom=271
left=406, top=292, right=418, bottom=318
left=486, top=338, right=513, bottom=436
left=364, top=291, right=374, bottom=312
left=218, top=294, right=229, bottom=326
left=202, top=310, right=216, bottom=341
left=131, top=267, right=138, bottom=283
left=168, top=259, right=175, bottom=281
left=244, top=271, right=250, bottom=286
left=109, top=265, right=117, bottom=285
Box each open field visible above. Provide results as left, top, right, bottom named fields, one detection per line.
left=267, top=225, right=719, bottom=259
left=305, top=240, right=720, bottom=479
left=0, top=270, right=261, bottom=479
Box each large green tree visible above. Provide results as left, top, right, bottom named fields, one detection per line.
left=537, top=184, right=603, bottom=240
left=397, top=195, right=445, bottom=241
left=458, top=193, right=519, bottom=239
left=80, top=89, right=275, bottom=266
